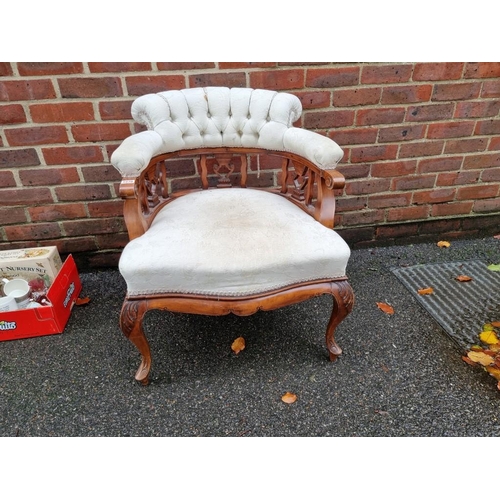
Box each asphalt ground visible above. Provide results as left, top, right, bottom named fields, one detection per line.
left=1, top=236, right=500, bottom=439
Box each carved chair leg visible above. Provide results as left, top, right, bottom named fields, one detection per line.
left=120, top=299, right=151, bottom=385
left=326, top=281, right=354, bottom=362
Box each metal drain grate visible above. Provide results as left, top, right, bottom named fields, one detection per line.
left=392, top=260, right=500, bottom=351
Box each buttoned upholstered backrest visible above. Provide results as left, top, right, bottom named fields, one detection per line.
left=131, top=87, right=302, bottom=153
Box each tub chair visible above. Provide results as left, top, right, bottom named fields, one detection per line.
left=111, top=87, right=354, bottom=385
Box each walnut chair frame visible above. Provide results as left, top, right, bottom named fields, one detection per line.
left=117, top=147, right=353, bottom=385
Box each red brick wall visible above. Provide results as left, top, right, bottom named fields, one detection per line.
left=1, top=62, right=499, bottom=266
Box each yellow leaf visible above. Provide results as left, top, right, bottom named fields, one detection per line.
left=281, top=392, right=297, bottom=404
left=485, top=366, right=500, bottom=381
left=479, top=330, right=500, bottom=345
left=467, top=351, right=495, bottom=366
left=437, top=241, right=451, bottom=248
left=455, top=275, right=472, bottom=282
left=376, top=302, right=394, bottom=315
left=418, top=287, right=434, bottom=295
left=231, top=336, right=246, bottom=354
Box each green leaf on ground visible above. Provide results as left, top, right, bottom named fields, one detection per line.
left=487, top=264, right=500, bottom=272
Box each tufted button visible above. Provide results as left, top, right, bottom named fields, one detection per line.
left=207, top=112, right=211, bottom=118
left=237, top=130, right=243, bottom=136
left=247, top=114, right=251, bottom=119
left=200, top=130, right=205, bottom=136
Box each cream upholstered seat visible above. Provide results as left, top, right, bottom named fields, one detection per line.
left=111, top=87, right=354, bottom=385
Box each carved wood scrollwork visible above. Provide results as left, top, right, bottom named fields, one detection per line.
left=139, top=160, right=169, bottom=216
left=213, top=153, right=234, bottom=188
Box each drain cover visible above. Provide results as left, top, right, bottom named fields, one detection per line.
left=392, top=260, right=500, bottom=351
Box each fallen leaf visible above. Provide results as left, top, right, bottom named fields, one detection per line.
left=455, top=275, right=472, bottom=282
left=376, top=302, right=394, bottom=315
left=490, top=321, right=500, bottom=328
left=493, top=234, right=500, bottom=240
left=485, top=366, right=500, bottom=381
left=479, top=330, right=500, bottom=345
left=231, top=336, right=246, bottom=354
left=462, top=355, right=477, bottom=366
left=483, top=323, right=495, bottom=331
left=75, top=297, right=91, bottom=306
left=437, top=241, right=451, bottom=248
left=281, top=392, right=297, bottom=404
left=418, top=287, right=434, bottom=295
left=487, top=264, right=500, bottom=272
left=467, top=351, right=495, bottom=366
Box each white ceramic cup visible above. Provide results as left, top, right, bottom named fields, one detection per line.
left=0, top=294, right=18, bottom=312
left=2, top=278, right=31, bottom=309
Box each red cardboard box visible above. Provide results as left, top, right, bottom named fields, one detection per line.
left=0, top=255, right=82, bottom=341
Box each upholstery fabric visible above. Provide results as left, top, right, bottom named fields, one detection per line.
left=111, top=87, right=344, bottom=176
left=119, top=189, right=351, bottom=297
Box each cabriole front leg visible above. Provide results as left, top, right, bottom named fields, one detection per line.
left=120, top=299, right=151, bottom=385
left=326, top=280, right=354, bottom=362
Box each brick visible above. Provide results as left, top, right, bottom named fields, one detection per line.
left=0, top=79, right=56, bottom=101
left=419, top=219, right=462, bottom=234
left=481, top=168, right=500, bottom=182
left=474, top=119, right=500, bottom=135
left=412, top=188, right=456, bottom=205
left=329, top=127, right=378, bottom=146
left=371, top=160, right=417, bottom=178
left=399, top=141, right=444, bottom=158
left=333, top=88, right=381, bottom=107
left=489, top=137, right=500, bottom=151
left=463, top=152, right=500, bottom=169
left=81, top=165, right=121, bottom=182
left=481, top=80, right=500, bottom=98
left=99, top=100, right=133, bottom=120
left=413, top=63, right=464, bottom=81
left=55, top=184, right=111, bottom=202
left=71, top=123, right=131, bottom=142
left=344, top=178, right=391, bottom=195
left=350, top=144, right=398, bottom=163
left=189, top=72, right=246, bottom=88
left=376, top=223, right=419, bottom=239
left=418, top=157, right=463, bottom=173
left=219, top=62, right=276, bottom=69
left=306, top=67, right=359, bottom=88
left=381, top=85, right=432, bottom=104
left=88, top=62, right=152, bottom=72
left=432, top=82, right=481, bottom=101
left=294, top=91, right=331, bottom=109
left=0, top=187, right=53, bottom=206
left=431, top=202, right=473, bottom=217
left=42, top=145, right=104, bottom=165
left=62, top=217, right=124, bottom=237
left=392, top=174, right=436, bottom=191
left=427, top=121, right=475, bottom=139
left=249, top=69, right=304, bottom=90
left=407, top=103, right=454, bottom=122
left=59, top=77, right=123, bottom=98
left=126, top=75, right=186, bottom=95
left=304, top=110, right=354, bottom=129
left=19, top=167, right=80, bottom=186
left=387, top=205, right=429, bottom=222
left=356, top=108, right=405, bottom=126
left=368, top=192, right=412, bottom=209
left=0, top=104, right=26, bottom=124
left=5, top=222, right=61, bottom=241
left=17, top=62, right=84, bottom=76
left=30, top=102, right=95, bottom=122
left=0, top=207, right=26, bottom=225
left=335, top=196, right=367, bottom=212
left=5, top=126, right=68, bottom=146
left=464, top=63, right=500, bottom=79
left=455, top=100, right=500, bottom=118
left=378, top=124, right=426, bottom=143
left=444, top=138, right=487, bottom=154
left=336, top=227, right=375, bottom=244
left=474, top=199, right=500, bottom=213
left=456, top=184, right=499, bottom=200
left=87, top=200, right=124, bottom=218
left=436, top=171, right=480, bottom=186
left=335, top=164, right=370, bottom=179
left=52, top=236, right=98, bottom=254
left=341, top=209, right=385, bottom=226
left=158, top=62, right=217, bottom=70
left=0, top=170, right=16, bottom=187
left=361, top=64, right=413, bottom=84
left=28, top=203, right=87, bottom=222
left=0, top=62, right=13, bottom=76
left=0, top=148, right=40, bottom=168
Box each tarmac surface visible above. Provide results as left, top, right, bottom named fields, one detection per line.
left=1, top=236, right=500, bottom=437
